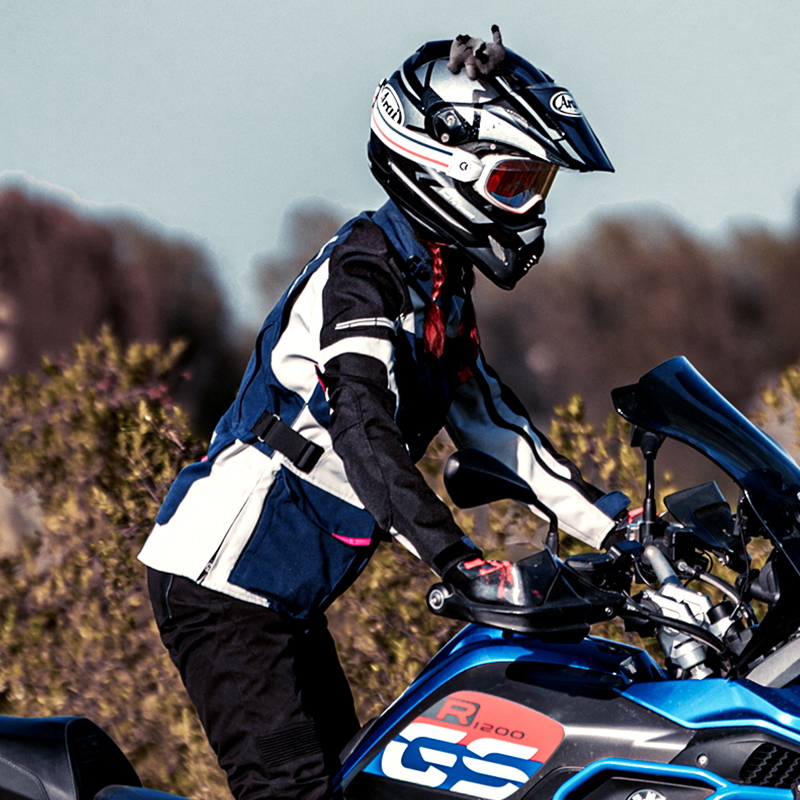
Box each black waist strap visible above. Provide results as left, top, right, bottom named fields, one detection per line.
left=251, top=411, right=323, bottom=473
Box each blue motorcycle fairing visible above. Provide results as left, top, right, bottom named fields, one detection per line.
left=427, top=625, right=666, bottom=685
left=612, top=356, right=800, bottom=582
left=552, top=758, right=793, bottom=800
left=622, top=678, right=800, bottom=744
left=336, top=625, right=665, bottom=789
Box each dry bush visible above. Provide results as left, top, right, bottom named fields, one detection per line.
left=0, top=329, right=227, bottom=798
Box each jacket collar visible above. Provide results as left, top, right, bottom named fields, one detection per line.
left=369, top=200, right=432, bottom=269
left=367, top=200, right=442, bottom=302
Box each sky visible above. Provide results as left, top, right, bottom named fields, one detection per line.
left=3, top=1, right=800, bottom=328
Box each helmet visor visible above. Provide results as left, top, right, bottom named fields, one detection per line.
left=476, top=156, right=558, bottom=214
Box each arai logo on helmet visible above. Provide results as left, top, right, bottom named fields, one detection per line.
left=550, top=90, right=582, bottom=117
left=377, top=83, right=404, bottom=125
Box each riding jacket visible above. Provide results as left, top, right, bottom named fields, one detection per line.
left=139, top=201, right=618, bottom=619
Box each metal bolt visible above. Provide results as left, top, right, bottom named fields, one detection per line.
left=620, top=656, right=636, bottom=674
left=445, top=113, right=457, bottom=126
left=428, top=587, right=447, bottom=611
left=697, top=754, right=709, bottom=768
left=440, top=133, right=450, bottom=143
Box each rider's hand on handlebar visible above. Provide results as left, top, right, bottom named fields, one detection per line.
left=602, top=507, right=644, bottom=549
left=444, top=557, right=526, bottom=606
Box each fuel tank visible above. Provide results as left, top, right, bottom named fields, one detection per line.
left=337, top=626, right=800, bottom=800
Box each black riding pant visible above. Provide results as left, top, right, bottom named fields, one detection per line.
left=147, top=569, right=360, bottom=800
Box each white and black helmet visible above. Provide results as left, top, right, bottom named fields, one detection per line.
left=368, top=31, right=614, bottom=289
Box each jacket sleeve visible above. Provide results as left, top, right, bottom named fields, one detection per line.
left=445, top=352, right=618, bottom=549
left=319, top=222, right=478, bottom=575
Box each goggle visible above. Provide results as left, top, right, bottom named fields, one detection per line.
left=473, top=155, right=558, bottom=214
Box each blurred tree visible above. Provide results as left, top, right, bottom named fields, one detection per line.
left=107, top=217, right=246, bottom=434
left=252, top=199, right=344, bottom=311
left=0, top=188, right=116, bottom=372
left=475, top=206, right=800, bottom=427
left=0, top=187, right=244, bottom=436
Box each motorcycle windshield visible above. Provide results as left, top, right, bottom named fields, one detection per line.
left=612, top=357, right=800, bottom=574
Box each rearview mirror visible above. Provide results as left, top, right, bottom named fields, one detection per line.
left=444, top=448, right=537, bottom=508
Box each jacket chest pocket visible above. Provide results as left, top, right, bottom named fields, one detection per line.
left=228, top=468, right=378, bottom=618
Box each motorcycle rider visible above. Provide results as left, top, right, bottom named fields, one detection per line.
left=139, top=27, right=626, bottom=800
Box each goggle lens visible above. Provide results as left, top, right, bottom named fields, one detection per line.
left=483, top=159, right=558, bottom=211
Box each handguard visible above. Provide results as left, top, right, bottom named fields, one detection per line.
left=428, top=549, right=625, bottom=640
left=444, top=557, right=527, bottom=606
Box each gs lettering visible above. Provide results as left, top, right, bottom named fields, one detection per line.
left=367, top=722, right=541, bottom=800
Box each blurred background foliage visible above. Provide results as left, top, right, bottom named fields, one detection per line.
left=0, top=187, right=247, bottom=438
left=1, top=185, right=800, bottom=796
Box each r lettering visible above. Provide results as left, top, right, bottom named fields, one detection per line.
left=436, top=698, right=480, bottom=726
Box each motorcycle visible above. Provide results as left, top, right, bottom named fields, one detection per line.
left=335, top=356, right=800, bottom=800
left=5, top=355, right=800, bottom=800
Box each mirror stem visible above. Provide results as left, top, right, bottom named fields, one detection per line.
left=528, top=497, right=560, bottom=557
left=639, top=430, right=664, bottom=544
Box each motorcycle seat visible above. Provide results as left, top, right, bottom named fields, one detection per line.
left=0, top=714, right=140, bottom=800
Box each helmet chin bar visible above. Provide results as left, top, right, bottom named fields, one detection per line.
left=395, top=196, right=546, bottom=290
left=396, top=193, right=547, bottom=290
left=470, top=222, right=546, bottom=290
